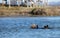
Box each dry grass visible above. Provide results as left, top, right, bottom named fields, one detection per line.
left=0, top=6, right=60, bottom=16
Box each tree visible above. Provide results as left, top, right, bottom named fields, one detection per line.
left=17, top=0, right=20, bottom=7
left=2, top=0, right=7, bottom=6
left=5, top=0, right=7, bottom=4
left=2, top=0, right=4, bottom=6
left=9, top=0, right=11, bottom=8
left=44, top=0, right=48, bottom=6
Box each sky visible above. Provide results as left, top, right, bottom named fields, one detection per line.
left=48, top=0, right=60, bottom=2
left=0, top=0, right=60, bottom=3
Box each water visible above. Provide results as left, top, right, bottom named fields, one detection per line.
left=0, top=17, right=60, bottom=38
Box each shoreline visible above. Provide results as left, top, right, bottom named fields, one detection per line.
left=0, top=6, right=60, bottom=16
left=0, top=16, right=60, bottom=18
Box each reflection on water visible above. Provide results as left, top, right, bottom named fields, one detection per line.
left=0, top=17, right=60, bottom=38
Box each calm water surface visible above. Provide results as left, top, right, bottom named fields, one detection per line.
left=0, top=17, right=60, bottom=38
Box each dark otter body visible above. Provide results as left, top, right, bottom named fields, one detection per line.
left=42, top=25, right=52, bottom=29
left=44, top=25, right=48, bottom=29
left=31, top=24, right=52, bottom=29
left=36, top=25, right=39, bottom=29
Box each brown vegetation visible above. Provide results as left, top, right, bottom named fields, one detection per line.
left=0, top=6, right=60, bottom=17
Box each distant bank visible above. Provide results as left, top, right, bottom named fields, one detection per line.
left=0, top=6, right=60, bottom=17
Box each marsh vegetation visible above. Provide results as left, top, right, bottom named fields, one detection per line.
left=0, top=6, right=60, bottom=17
